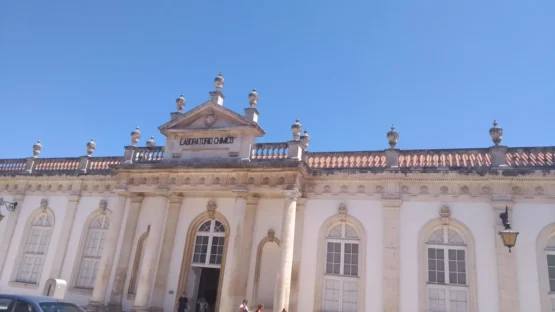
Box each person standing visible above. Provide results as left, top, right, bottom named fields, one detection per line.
left=198, top=297, right=209, bottom=312
left=176, top=292, right=189, bottom=312
left=239, top=299, right=249, bottom=312
left=255, top=304, right=264, bottom=312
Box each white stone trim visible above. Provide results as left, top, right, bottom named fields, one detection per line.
left=536, top=223, right=555, bottom=311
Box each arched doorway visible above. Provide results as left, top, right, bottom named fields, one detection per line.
left=177, top=212, right=230, bottom=312
left=252, top=230, right=281, bottom=311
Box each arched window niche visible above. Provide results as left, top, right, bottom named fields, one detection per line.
left=535, top=223, right=555, bottom=311
left=252, top=229, right=281, bottom=308
left=128, top=227, right=149, bottom=296
left=176, top=204, right=230, bottom=312
left=418, top=216, right=478, bottom=312
left=313, top=204, right=367, bottom=312
left=12, top=203, right=55, bottom=285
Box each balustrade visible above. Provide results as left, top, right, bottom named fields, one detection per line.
left=250, top=143, right=288, bottom=160
left=133, top=147, right=164, bottom=163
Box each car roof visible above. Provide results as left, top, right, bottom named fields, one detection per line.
left=0, top=294, right=62, bottom=303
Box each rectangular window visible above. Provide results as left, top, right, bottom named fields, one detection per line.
left=343, top=243, right=359, bottom=276
left=192, top=236, right=209, bottom=264
left=448, top=250, right=466, bottom=285
left=428, top=288, right=447, bottom=312
left=326, top=242, right=342, bottom=275
left=428, top=287, right=468, bottom=312
left=322, top=278, right=358, bottom=312
left=428, top=248, right=445, bottom=284
left=209, top=237, right=225, bottom=265
left=548, top=255, right=555, bottom=292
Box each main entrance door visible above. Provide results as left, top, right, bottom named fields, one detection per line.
left=185, top=219, right=226, bottom=312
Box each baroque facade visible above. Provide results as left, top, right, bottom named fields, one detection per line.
left=0, top=73, right=554, bottom=312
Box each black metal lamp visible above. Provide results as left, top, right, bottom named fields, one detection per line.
left=498, top=206, right=519, bottom=252
left=0, top=197, right=18, bottom=223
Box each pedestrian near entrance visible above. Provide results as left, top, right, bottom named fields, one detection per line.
left=239, top=299, right=249, bottom=312
left=197, top=297, right=209, bottom=312
left=255, top=304, right=264, bottom=312
left=176, top=292, right=189, bottom=312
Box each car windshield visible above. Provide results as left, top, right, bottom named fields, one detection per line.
left=38, top=302, right=85, bottom=312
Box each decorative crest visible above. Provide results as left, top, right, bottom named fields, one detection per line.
left=176, top=94, right=186, bottom=112
left=248, top=89, right=259, bottom=108
left=146, top=136, right=156, bottom=148
left=40, top=198, right=48, bottom=210
left=387, top=125, right=399, bottom=149
left=338, top=203, right=347, bottom=221
left=33, top=140, right=42, bottom=158
left=99, top=199, right=108, bottom=213
left=439, top=205, right=451, bottom=225
left=131, top=127, right=141, bottom=146
left=214, top=72, right=224, bottom=91
left=291, top=119, right=302, bottom=141
left=300, top=129, right=310, bottom=148
left=206, top=200, right=217, bottom=219
left=267, top=229, right=276, bottom=242
left=204, top=109, right=217, bottom=127
left=86, top=139, right=96, bottom=157
left=489, top=120, right=503, bottom=146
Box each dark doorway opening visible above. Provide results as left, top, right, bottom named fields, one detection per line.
left=195, top=268, right=220, bottom=312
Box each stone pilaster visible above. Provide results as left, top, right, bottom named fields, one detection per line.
left=108, top=195, right=143, bottom=312
left=382, top=198, right=402, bottom=312
left=131, top=195, right=168, bottom=312
left=50, top=193, right=80, bottom=279
left=493, top=200, right=519, bottom=312
left=150, top=194, right=184, bottom=311
left=273, top=190, right=300, bottom=312
left=288, top=197, right=306, bottom=312
left=88, top=195, right=128, bottom=312
left=0, top=193, right=25, bottom=278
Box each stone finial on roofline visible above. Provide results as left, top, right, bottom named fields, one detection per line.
left=387, top=125, right=399, bottom=149
left=214, top=72, right=224, bottom=91
left=300, top=129, right=310, bottom=148
left=131, top=127, right=141, bottom=146
left=248, top=88, right=259, bottom=108
left=33, top=140, right=42, bottom=158
left=176, top=93, right=186, bottom=113
left=86, top=139, right=96, bottom=157
left=489, top=120, right=503, bottom=146
left=291, top=119, right=302, bottom=141
left=146, top=136, right=156, bottom=148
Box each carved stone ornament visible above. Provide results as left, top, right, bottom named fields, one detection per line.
left=214, top=72, right=224, bottom=91
left=248, top=88, right=259, bottom=108
left=460, top=185, right=470, bottom=195
left=86, top=138, right=96, bottom=156
left=300, top=129, right=310, bottom=148
left=204, top=109, right=217, bottom=127
left=439, top=205, right=451, bottom=225
left=376, top=185, right=384, bottom=193
left=481, top=186, right=492, bottom=195
left=291, top=119, right=302, bottom=141
left=33, top=140, right=42, bottom=158
left=489, top=120, right=503, bottom=146
left=146, top=136, right=156, bottom=148
left=99, top=199, right=108, bottom=213
left=340, top=185, right=348, bottom=193
left=267, top=229, right=276, bottom=242
left=401, top=185, right=409, bottom=193
left=338, top=203, right=347, bottom=221
left=535, top=186, right=545, bottom=195
left=511, top=186, right=522, bottom=195
left=357, top=185, right=365, bottom=193
left=40, top=198, right=48, bottom=210
left=440, top=186, right=449, bottom=195
left=206, top=200, right=217, bottom=219
left=176, top=94, right=186, bottom=112
left=420, top=185, right=429, bottom=194
left=323, top=185, right=331, bottom=193
left=131, top=127, right=141, bottom=146
left=387, top=125, right=399, bottom=149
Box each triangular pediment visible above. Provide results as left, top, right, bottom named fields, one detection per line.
left=159, top=101, right=265, bottom=136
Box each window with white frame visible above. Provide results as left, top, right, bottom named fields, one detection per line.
left=426, top=227, right=468, bottom=312
left=75, top=214, right=110, bottom=289
left=322, top=223, right=359, bottom=312
left=545, top=236, right=555, bottom=311
left=16, top=212, right=54, bottom=284
left=192, top=220, right=225, bottom=267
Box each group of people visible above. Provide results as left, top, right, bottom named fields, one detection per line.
left=177, top=292, right=288, bottom=312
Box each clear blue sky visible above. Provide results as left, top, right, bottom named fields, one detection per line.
left=1, top=1, right=554, bottom=158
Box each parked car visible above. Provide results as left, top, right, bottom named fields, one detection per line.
left=0, top=294, right=85, bottom=312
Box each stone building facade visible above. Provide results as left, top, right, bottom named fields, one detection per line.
left=0, top=73, right=554, bottom=312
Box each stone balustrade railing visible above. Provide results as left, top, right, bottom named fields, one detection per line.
left=250, top=143, right=289, bottom=160
left=34, top=157, right=80, bottom=172
left=0, top=158, right=27, bottom=173
left=132, top=146, right=164, bottom=163
left=398, top=148, right=491, bottom=168
left=307, top=151, right=386, bottom=169
left=506, top=147, right=555, bottom=167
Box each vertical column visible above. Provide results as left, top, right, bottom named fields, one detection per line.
left=108, top=195, right=143, bottom=312
left=0, top=193, right=25, bottom=277
left=273, top=190, right=300, bottom=311
left=220, top=191, right=249, bottom=310
left=382, top=198, right=402, bottom=312
left=288, top=198, right=306, bottom=312
left=150, top=194, right=184, bottom=312
left=50, top=193, right=80, bottom=279
left=88, top=195, right=128, bottom=312
left=493, top=200, right=519, bottom=312
left=131, top=195, right=168, bottom=312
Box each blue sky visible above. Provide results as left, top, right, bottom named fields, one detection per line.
left=1, top=1, right=554, bottom=158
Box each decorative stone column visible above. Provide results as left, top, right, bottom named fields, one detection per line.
left=273, top=189, right=301, bottom=312
left=493, top=200, right=519, bottom=312
left=50, top=193, right=80, bottom=279
left=0, top=193, right=25, bottom=277
left=131, top=195, right=169, bottom=312
left=150, top=194, right=184, bottom=312
left=288, top=197, right=306, bottom=312
left=382, top=198, right=402, bottom=312
left=108, top=195, right=143, bottom=312
left=88, top=195, right=128, bottom=312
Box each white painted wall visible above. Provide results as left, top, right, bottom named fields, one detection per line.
left=0, top=190, right=553, bottom=312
